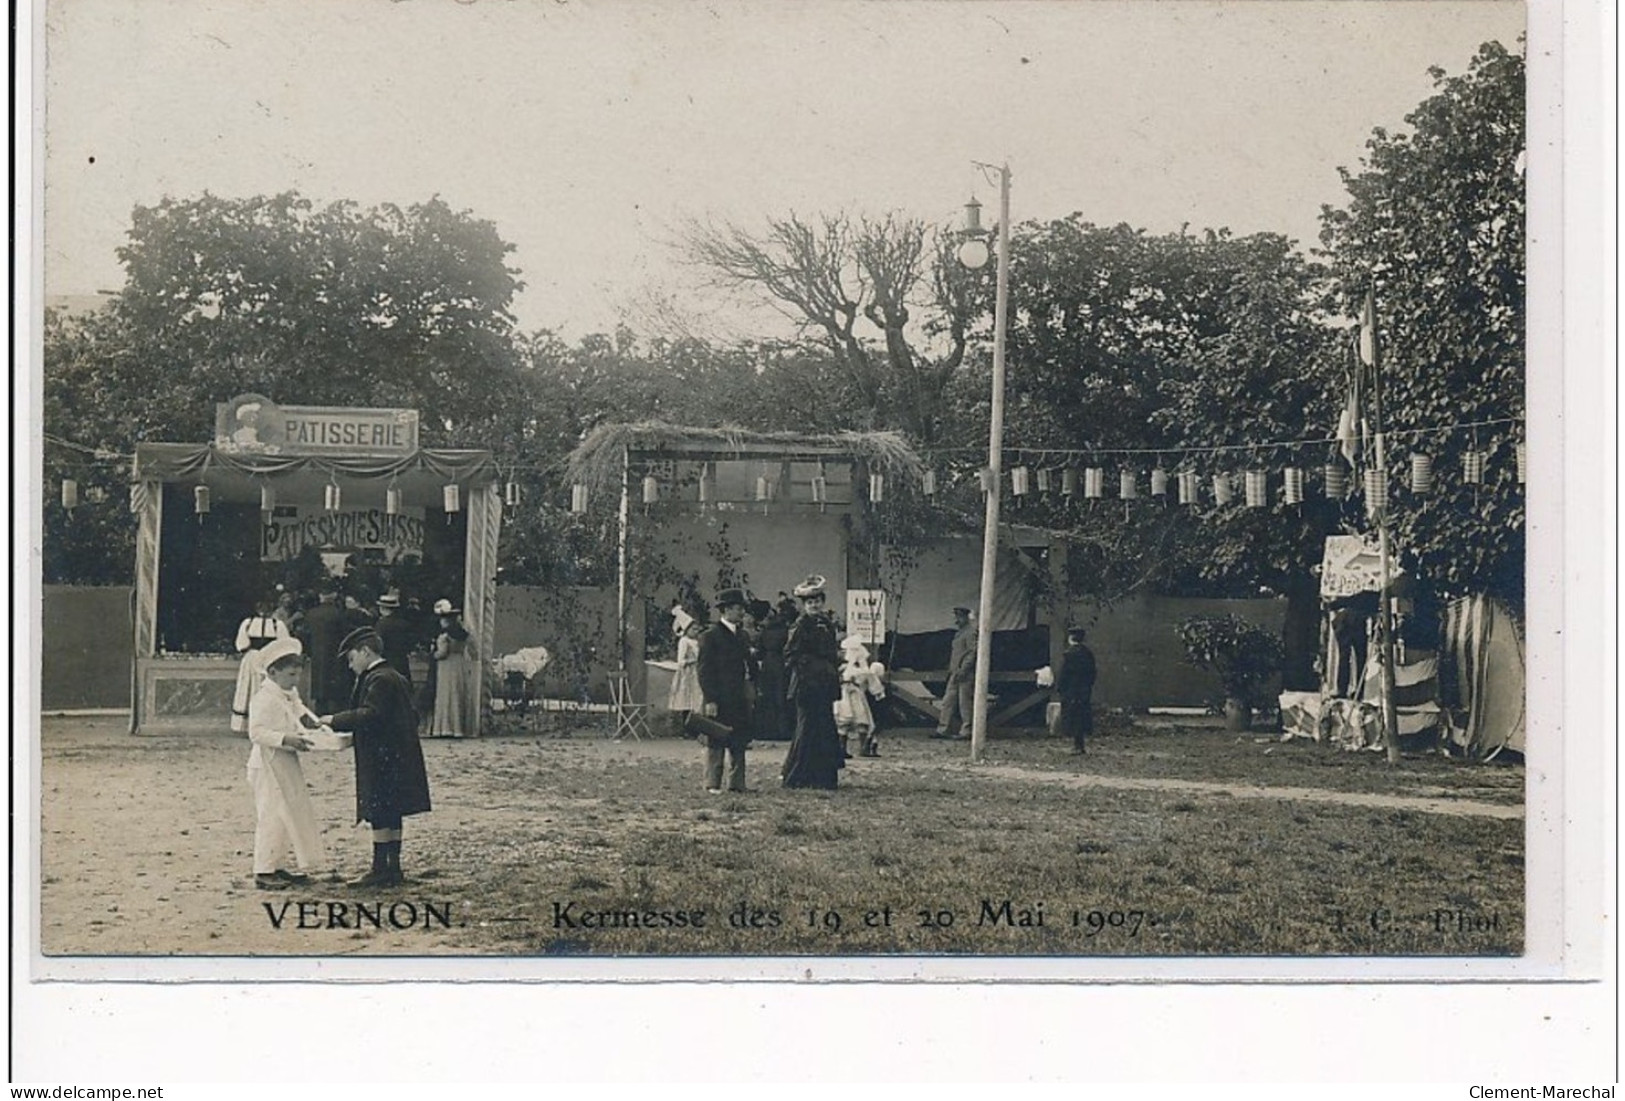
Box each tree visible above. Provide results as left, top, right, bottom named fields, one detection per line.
left=680, top=212, right=981, bottom=446
left=1318, top=40, right=1526, bottom=610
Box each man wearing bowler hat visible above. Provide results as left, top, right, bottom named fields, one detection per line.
left=321, top=627, right=432, bottom=887
left=697, top=587, right=754, bottom=794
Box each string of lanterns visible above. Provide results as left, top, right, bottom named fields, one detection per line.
left=556, top=436, right=1525, bottom=518
left=46, top=416, right=1526, bottom=524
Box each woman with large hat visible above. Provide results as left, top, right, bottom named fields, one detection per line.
left=428, top=599, right=478, bottom=738
left=780, top=575, right=845, bottom=790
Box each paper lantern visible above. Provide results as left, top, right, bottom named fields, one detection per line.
left=1083, top=467, right=1104, bottom=500
left=443, top=484, right=461, bottom=513
left=194, top=484, right=212, bottom=515
left=87, top=486, right=107, bottom=505
left=978, top=468, right=996, bottom=493
left=868, top=472, right=885, bottom=503
left=698, top=466, right=714, bottom=505
left=323, top=482, right=341, bottom=512
left=385, top=486, right=403, bottom=515
left=1011, top=465, right=1030, bottom=496
left=1409, top=454, right=1433, bottom=494
left=921, top=469, right=937, bottom=496
left=504, top=481, right=521, bottom=507
left=1462, top=450, right=1484, bottom=485
left=1035, top=468, right=1052, bottom=494
left=259, top=483, right=276, bottom=514
left=1515, top=442, right=1527, bottom=484
left=643, top=474, right=660, bottom=505
left=1283, top=467, right=1304, bottom=505
left=1363, top=468, right=1387, bottom=517
left=1212, top=473, right=1233, bottom=506
left=61, top=479, right=79, bottom=510
left=1243, top=470, right=1268, bottom=508
left=1177, top=470, right=1199, bottom=505
left=1150, top=468, right=1168, bottom=497
left=1119, top=470, right=1138, bottom=500
left=1061, top=468, right=1078, bottom=496
left=570, top=483, right=588, bottom=514
left=810, top=474, right=827, bottom=504
left=1323, top=463, right=1348, bottom=499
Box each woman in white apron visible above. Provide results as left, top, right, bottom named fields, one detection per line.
left=230, top=596, right=288, bottom=734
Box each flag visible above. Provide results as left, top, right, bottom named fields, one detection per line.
left=1337, top=288, right=1378, bottom=466
left=1336, top=336, right=1362, bottom=466
left=1358, top=287, right=1377, bottom=369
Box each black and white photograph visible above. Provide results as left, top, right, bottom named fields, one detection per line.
left=14, top=0, right=1613, bottom=1085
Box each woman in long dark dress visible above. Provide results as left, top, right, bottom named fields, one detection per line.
left=752, top=601, right=790, bottom=742
left=780, top=575, right=844, bottom=790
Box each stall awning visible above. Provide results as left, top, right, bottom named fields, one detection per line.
left=133, top=443, right=497, bottom=505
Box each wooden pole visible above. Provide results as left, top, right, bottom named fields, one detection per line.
left=1365, top=288, right=1401, bottom=763
left=616, top=445, right=631, bottom=689
left=969, top=162, right=1010, bottom=763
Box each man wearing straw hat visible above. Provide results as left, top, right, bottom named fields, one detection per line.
left=321, top=626, right=432, bottom=888
left=375, top=591, right=415, bottom=685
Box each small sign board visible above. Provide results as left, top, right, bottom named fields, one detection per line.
left=216, top=394, right=419, bottom=456
left=1319, top=534, right=1401, bottom=600
left=845, top=588, right=887, bottom=644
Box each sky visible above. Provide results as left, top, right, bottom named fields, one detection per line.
left=43, top=0, right=1526, bottom=340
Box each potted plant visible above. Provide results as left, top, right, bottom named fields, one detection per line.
left=1175, top=614, right=1286, bottom=732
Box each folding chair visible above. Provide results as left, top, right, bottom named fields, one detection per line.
left=607, top=667, right=652, bottom=741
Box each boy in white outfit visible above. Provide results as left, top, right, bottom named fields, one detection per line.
left=247, top=638, right=326, bottom=889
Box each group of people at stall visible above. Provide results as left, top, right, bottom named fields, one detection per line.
left=232, top=583, right=480, bottom=739
left=671, top=575, right=887, bottom=794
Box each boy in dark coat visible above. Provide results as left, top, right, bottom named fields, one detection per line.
left=697, top=588, right=755, bottom=793
left=1057, top=627, right=1097, bottom=755
left=322, top=627, right=432, bottom=887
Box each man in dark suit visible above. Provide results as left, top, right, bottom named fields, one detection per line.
left=375, top=591, right=416, bottom=685
left=322, top=627, right=432, bottom=887
left=697, top=587, right=754, bottom=794
left=297, top=584, right=349, bottom=714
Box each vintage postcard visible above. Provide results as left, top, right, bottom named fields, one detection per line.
left=13, top=0, right=1612, bottom=1083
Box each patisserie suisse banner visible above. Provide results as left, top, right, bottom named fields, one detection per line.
left=261, top=505, right=425, bottom=561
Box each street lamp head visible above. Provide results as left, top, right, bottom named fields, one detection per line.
left=957, top=237, right=991, bottom=270
left=962, top=196, right=983, bottom=234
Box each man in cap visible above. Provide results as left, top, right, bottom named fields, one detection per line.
left=697, top=587, right=755, bottom=793
left=374, top=592, right=415, bottom=685
left=320, top=627, right=432, bottom=888
left=1056, top=626, right=1098, bottom=755
left=932, top=605, right=978, bottom=740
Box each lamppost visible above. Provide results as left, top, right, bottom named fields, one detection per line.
left=956, top=161, right=1010, bottom=763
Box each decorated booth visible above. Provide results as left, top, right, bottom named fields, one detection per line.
left=128, top=394, right=500, bottom=734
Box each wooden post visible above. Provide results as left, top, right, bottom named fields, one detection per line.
left=130, top=479, right=163, bottom=734
left=1364, top=288, right=1401, bottom=764
left=969, top=161, right=1011, bottom=763
left=615, top=445, right=632, bottom=695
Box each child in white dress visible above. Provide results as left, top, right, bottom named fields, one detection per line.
left=667, top=610, right=706, bottom=731
left=834, top=635, right=887, bottom=758
left=246, top=638, right=326, bottom=890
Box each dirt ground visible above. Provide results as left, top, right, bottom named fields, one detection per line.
left=32, top=714, right=1523, bottom=958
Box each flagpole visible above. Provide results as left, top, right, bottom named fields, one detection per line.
left=1364, top=288, right=1401, bottom=764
